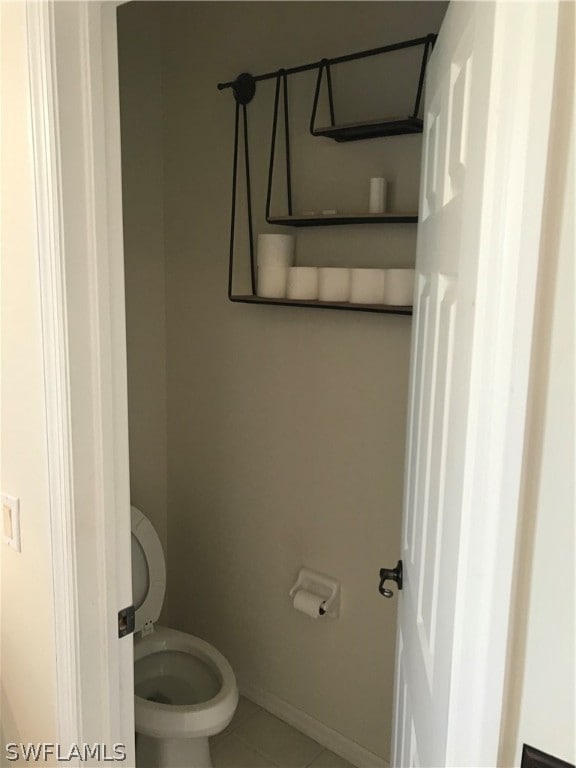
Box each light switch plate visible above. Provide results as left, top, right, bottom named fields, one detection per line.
left=2, top=495, right=21, bottom=552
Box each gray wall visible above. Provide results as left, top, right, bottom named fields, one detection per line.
left=118, top=2, right=168, bottom=566
left=119, top=2, right=447, bottom=760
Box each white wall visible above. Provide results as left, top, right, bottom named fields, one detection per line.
left=0, top=0, right=58, bottom=753
left=158, top=3, right=446, bottom=761
left=118, top=2, right=168, bottom=563
left=500, top=3, right=575, bottom=765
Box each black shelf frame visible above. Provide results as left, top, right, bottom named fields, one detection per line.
left=218, top=34, right=434, bottom=312
left=230, top=295, right=412, bottom=316
left=267, top=213, right=418, bottom=227
left=309, top=36, right=435, bottom=141
left=311, top=116, right=423, bottom=142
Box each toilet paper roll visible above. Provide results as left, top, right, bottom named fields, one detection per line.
left=257, top=234, right=295, bottom=267
left=287, top=267, right=318, bottom=300
left=257, top=266, right=289, bottom=299
left=318, top=268, right=350, bottom=303
left=293, top=590, right=326, bottom=619
left=349, top=268, right=386, bottom=304
left=369, top=178, right=387, bottom=214
left=383, top=268, right=415, bottom=306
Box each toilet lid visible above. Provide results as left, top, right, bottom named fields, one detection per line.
left=131, top=505, right=166, bottom=634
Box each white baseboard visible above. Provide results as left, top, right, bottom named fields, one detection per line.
left=239, top=682, right=389, bottom=768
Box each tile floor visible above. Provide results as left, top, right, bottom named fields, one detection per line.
left=210, top=697, right=355, bottom=768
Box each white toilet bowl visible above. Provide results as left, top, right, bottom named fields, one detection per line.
left=131, top=506, right=238, bottom=767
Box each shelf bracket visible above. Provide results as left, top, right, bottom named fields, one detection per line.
left=310, top=59, right=336, bottom=136
left=228, top=91, right=256, bottom=299
left=232, top=73, right=256, bottom=105
left=266, top=70, right=293, bottom=222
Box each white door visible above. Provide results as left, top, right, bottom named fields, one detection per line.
left=391, top=2, right=559, bottom=767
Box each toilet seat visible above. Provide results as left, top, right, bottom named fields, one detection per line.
left=131, top=505, right=166, bottom=634
left=133, top=626, right=238, bottom=739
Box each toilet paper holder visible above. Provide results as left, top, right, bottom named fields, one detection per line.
left=289, top=568, right=341, bottom=618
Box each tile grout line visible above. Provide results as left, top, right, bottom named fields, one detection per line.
left=215, top=705, right=284, bottom=766
left=216, top=703, right=263, bottom=742
left=229, top=706, right=261, bottom=737
left=224, top=702, right=339, bottom=768
left=231, top=729, right=282, bottom=767
left=305, top=748, right=328, bottom=768
left=233, top=725, right=326, bottom=768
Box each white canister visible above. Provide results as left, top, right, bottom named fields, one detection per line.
left=287, top=267, right=319, bottom=300
left=383, top=268, right=415, bottom=306
left=318, top=268, right=350, bottom=302
left=257, top=266, right=289, bottom=299
left=368, top=178, right=387, bottom=214
left=257, top=234, right=295, bottom=267
left=349, top=268, right=386, bottom=304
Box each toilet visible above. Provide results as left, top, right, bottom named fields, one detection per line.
left=131, top=505, right=238, bottom=767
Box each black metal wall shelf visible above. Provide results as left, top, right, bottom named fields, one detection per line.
left=311, top=116, right=423, bottom=142
left=230, top=295, right=412, bottom=316
left=218, top=34, right=435, bottom=312
left=267, top=213, right=419, bottom=227
left=307, top=37, right=434, bottom=142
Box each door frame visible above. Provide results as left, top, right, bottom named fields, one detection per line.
left=27, top=0, right=558, bottom=765
left=26, top=1, right=134, bottom=762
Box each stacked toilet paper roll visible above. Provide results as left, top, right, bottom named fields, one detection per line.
left=255, top=233, right=413, bottom=306
left=318, top=268, right=350, bottom=302
left=383, top=268, right=415, bottom=306
left=287, top=267, right=318, bottom=300
left=257, top=234, right=295, bottom=298
left=349, top=268, right=386, bottom=304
